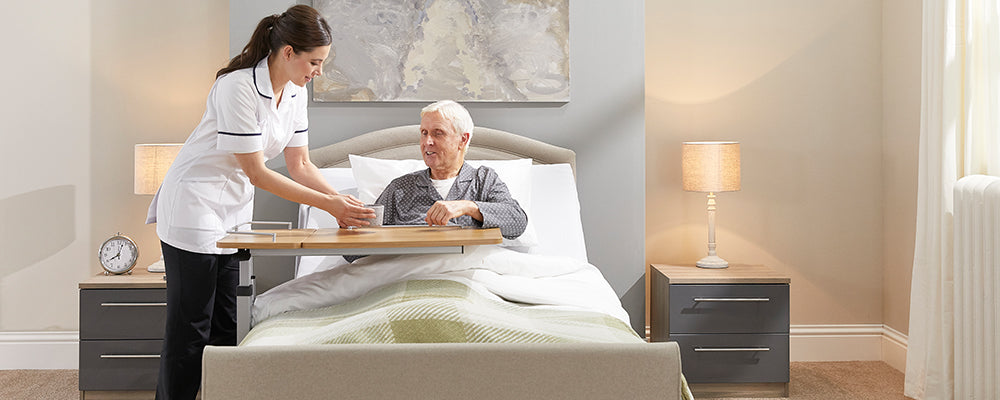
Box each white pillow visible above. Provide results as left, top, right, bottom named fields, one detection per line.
left=300, top=168, right=358, bottom=228
left=320, top=167, right=359, bottom=198
left=349, top=156, right=425, bottom=204
left=348, top=154, right=539, bottom=248
left=523, top=164, right=587, bottom=262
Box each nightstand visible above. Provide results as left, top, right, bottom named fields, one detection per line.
left=649, top=264, right=790, bottom=398
left=79, top=268, right=166, bottom=398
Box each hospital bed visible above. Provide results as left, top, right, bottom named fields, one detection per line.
left=200, top=125, right=685, bottom=400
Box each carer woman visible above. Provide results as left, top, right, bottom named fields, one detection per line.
left=145, top=5, right=374, bottom=399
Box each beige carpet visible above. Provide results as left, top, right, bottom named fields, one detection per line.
left=0, top=369, right=79, bottom=400
left=1, top=361, right=910, bottom=399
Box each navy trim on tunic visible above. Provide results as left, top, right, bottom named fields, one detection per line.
left=252, top=64, right=272, bottom=99
left=218, top=131, right=262, bottom=136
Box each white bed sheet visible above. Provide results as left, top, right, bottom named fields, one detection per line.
left=254, top=245, right=630, bottom=327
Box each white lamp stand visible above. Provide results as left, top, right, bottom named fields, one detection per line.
left=147, top=257, right=166, bottom=272
left=696, top=192, right=729, bottom=268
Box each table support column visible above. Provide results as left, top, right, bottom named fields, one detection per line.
left=236, top=257, right=254, bottom=343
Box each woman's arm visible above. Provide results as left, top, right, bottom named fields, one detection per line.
left=234, top=151, right=374, bottom=227
left=283, top=146, right=340, bottom=196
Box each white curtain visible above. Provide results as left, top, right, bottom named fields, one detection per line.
left=906, top=0, right=1000, bottom=399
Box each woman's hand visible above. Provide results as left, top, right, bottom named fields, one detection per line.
left=322, top=194, right=375, bottom=227
left=425, top=200, right=481, bottom=226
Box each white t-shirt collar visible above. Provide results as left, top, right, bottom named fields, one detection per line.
left=431, top=176, right=457, bottom=199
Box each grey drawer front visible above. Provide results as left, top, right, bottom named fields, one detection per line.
left=672, top=333, right=789, bottom=383
left=79, top=339, right=161, bottom=391
left=80, top=289, right=167, bottom=340
left=669, top=284, right=788, bottom=334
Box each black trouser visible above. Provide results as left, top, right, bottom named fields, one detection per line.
left=156, top=241, right=241, bottom=400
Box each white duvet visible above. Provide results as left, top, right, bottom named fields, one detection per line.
left=253, top=246, right=631, bottom=327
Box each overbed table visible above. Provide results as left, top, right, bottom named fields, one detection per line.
left=216, top=226, right=503, bottom=341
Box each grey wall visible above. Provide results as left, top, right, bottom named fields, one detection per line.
left=233, top=0, right=647, bottom=333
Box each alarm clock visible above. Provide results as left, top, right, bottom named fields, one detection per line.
left=98, top=233, right=139, bottom=275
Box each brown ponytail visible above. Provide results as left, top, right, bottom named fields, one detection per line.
left=216, top=5, right=332, bottom=78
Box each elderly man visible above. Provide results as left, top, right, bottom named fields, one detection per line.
left=374, top=100, right=528, bottom=239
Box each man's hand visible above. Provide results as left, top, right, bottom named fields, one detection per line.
left=425, top=200, right=482, bottom=226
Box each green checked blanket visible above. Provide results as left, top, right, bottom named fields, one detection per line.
left=241, top=279, right=644, bottom=346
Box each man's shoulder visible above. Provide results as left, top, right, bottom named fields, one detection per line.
left=386, top=168, right=428, bottom=186
left=469, top=165, right=504, bottom=185
left=462, top=163, right=499, bottom=178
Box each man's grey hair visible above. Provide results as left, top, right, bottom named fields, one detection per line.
left=421, top=100, right=474, bottom=149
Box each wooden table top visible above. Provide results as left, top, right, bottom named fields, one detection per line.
left=650, top=263, right=790, bottom=284
left=215, top=229, right=317, bottom=249
left=217, top=226, right=502, bottom=250
left=79, top=267, right=167, bottom=289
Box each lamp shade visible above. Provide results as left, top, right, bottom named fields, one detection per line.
left=682, top=141, right=741, bottom=192
left=134, top=144, right=182, bottom=195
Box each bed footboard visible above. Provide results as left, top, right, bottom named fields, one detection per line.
left=202, top=342, right=682, bottom=400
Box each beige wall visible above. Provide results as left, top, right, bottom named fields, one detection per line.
left=0, top=1, right=226, bottom=332
left=91, top=0, right=229, bottom=281
left=646, top=1, right=891, bottom=326
left=0, top=0, right=92, bottom=331
left=881, top=0, right=921, bottom=335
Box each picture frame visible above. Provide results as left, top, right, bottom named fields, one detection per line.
left=312, top=0, right=570, bottom=102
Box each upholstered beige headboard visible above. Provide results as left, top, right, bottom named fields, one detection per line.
left=309, top=125, right=576, bottom=176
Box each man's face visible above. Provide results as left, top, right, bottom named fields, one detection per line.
left=420, top=111, right=468, bottom=178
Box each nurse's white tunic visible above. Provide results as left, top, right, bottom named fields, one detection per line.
left=148, top=58, right=309, bottom=254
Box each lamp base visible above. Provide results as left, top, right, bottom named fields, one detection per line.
left=147, top=257, right=165, bottom=273
left=696, top=255, right=729, bottom=269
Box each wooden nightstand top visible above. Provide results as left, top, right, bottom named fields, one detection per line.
left=79, top=268, right=166, bottom=289
left=650, top=263, right=790, bottom=284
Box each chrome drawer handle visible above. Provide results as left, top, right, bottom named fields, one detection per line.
left=101, top=302, right=167, bottom=307
left=100, top=354, right=161, bottom=359
left=694, top=347, right=771, bottom=352
left=693, top=297, right=771, bottom=302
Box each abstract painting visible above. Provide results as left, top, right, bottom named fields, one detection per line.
left=312, top=0, right=569, bottom=102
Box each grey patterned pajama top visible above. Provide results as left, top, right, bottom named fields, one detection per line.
left=375, top=163, right=528, bottom=239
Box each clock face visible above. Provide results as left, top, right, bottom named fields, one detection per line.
left=99, top=235, right=138, bottom=274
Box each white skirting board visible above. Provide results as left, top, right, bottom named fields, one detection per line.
left=0, top=331, right=78, bottom=369
left=881, top=325, right=908, bottom=373
left=790, top=324, right=907, bottom=372
left=3, top=326, right=909, bottom=371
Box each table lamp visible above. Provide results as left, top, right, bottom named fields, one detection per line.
left=134, top=144, right=182, bottom=272
left=682, top=141, right=741, bottom=268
